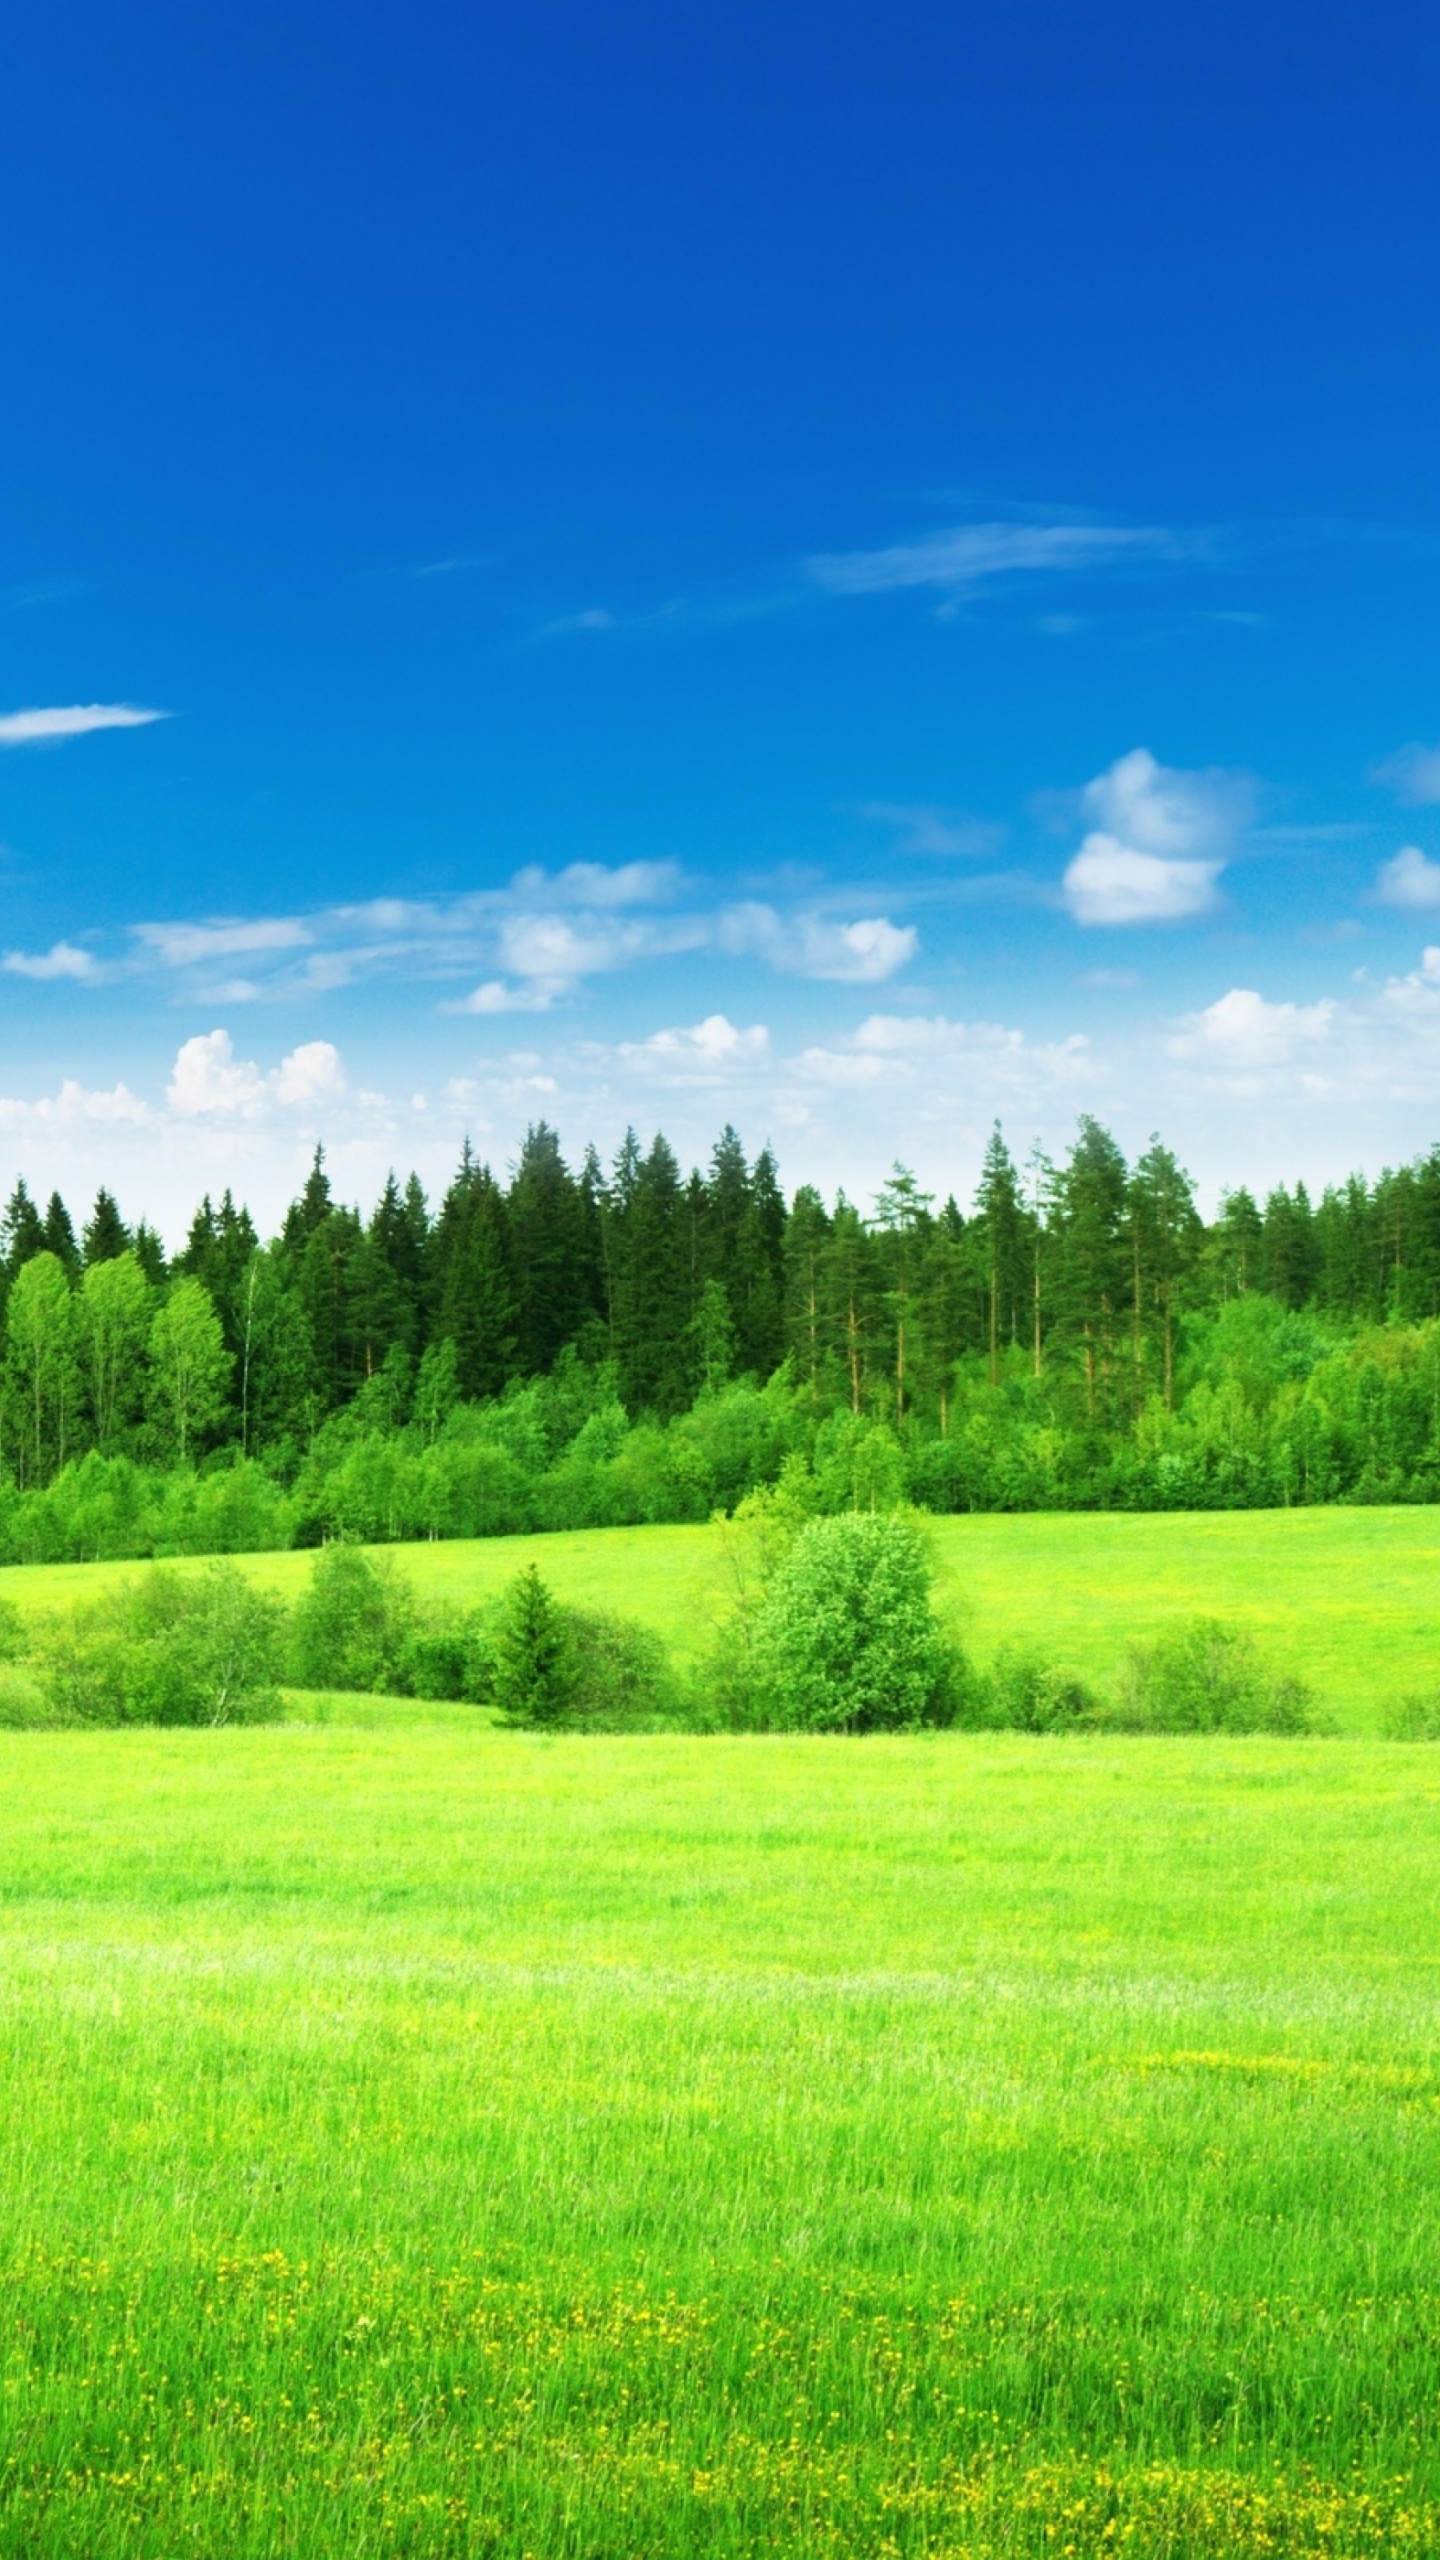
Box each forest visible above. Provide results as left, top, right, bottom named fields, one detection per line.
left=1, top=1111, right=1440, bottom=1562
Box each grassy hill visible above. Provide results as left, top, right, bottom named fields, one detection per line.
left=3, top=1502, right=1438, bottom=1726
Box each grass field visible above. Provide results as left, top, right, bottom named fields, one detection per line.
left=3, top=1502, right=1439, bottom=1725
left=3, top=1714, right=1440, bottom=2553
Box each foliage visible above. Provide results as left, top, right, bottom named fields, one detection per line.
left=29, top=1561, right=285, bottom=1726
left=746, top=1510, right=965, bottom=1730
left=491, top=1565, right=576, bottom=1726
left=287, top=1541, right=416, bottom=1693
left=1116, top=1617, right=1317, bottom=1734
left=974, top=1643, right=1101, bottom=1731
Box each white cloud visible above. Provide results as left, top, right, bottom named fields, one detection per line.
left=1373, top=743, right=1440, bottom=805
left=624, top=1014, right=771, bottom=1071
left=719, top=903, right=917, bottom=982
left=271, top=1040, right=345, bottom=1106
left=861, top=801, right=1003, bottom=858
left=167, top=1030, right=347, bottom=1117
left=0, top=703, right=167, bottom=746
left=1064, top=837, right=1222, bottom=925
left=507, top=859, right=681, bottom=909
left=0, top=1078, right=150, bottom=1128
left=807, top=521, right=1181, bottom=599
left=1062, top=747, right=1248, bottom=925
left=136, top=917, right=315, bottom=967
left=2, top=939, right=101, bottom=982
left=1169, top=986, right=1337, bottom=1068
left=1376, top=845, right=1440, bottom=908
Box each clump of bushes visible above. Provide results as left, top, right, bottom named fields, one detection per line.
left=481, top=1564, right=686, bottom=1730
left=1384, top=1689, right=1440, bottom=1740
left=1114, top=1618, right=1316, bottom=1734
left=970, top=1645, right=1101, bottom=1733
left=26, top=1562, right=286, bottom=1726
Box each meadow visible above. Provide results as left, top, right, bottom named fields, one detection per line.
left=3, top=1500, right=1439, bottom=1724
left=4, top=1705, right=1440, bottom=2554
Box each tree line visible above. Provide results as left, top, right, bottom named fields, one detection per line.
left=2, top=1113, right=1440, bottom=1528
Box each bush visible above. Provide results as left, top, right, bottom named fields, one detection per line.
left=745, top=1511, right=964, bottom=1732
left=565, top=1608, right=685, bottom=1728
left=1384, top=1688, right=1440, bottom=1740
left=1116, top=1618, right=1315, bottom=1734
left=288, top=1543, right=416, bottom=1692
left=31, top=1563, right=286, bottom=1726
left=975, top=1645, right=1099, bottom=1732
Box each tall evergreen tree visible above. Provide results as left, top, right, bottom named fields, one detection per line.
left=82, top=1188, right=132, bottom=1267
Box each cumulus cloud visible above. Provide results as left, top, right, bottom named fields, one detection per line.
left=167, top=1030, right=346, bottom=1117
left=1375, top=845, right=1440, bottom=909
left=0, top=1078, right=150, bottom=1127
left=1373, top=743, right=1440, bottom=805
left=624, top=1014, right=771, bottom=1071
left=2, top=939, right=102, bottom=982
left=1062, top=747, right=1248, bottom=925
left=0, top=703, right=167, bottom=746
left=719, top=903, right=917, bottom=982
left=1169, top=987, right=1337, bottom=1067
left=807, top=521, right=1181, bottom=599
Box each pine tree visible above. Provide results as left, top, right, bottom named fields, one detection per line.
left=82, top=1188, right=132, bottom=1267
left=41, top=1193, right=79, bottom=1275
left=972, top=1125, right=1025, bottom=1387
left=1, top=1181, right=46, bottom=1279
left=493, top=1567, right=575, bottom=1725
left=783, top=1185, right=832, bottom=1405
left=1053, top=1119, right=1129, bottom=1420
left=871, top=1163, right=934, bottom=1422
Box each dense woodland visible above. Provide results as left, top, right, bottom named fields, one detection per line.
left=2, top=1113, right=1440, bottom=1559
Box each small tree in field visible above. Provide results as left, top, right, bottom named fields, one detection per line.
left=493, top=1566, right=575, bottom=1726
left=750, top=1511, right=962, bottom=1731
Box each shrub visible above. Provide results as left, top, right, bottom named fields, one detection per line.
left=976, top=1645, right=1099, bottom=1732
left=1116, top=1618, right=1315, bottom=1734
left=288, top=1543, right=416, bottom=1693
left=31, top=1562, right=285, bottom=1726
left=565, top=1608, right=685, bottom=1728
left=1384, top=1688, right=1440, bottom=1740
left=746, top=1511, right=964, bottom=1731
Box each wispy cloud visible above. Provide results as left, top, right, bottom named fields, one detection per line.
left=135, top=917, right=315, bottom=968
left=2, top=939, right=102, bottom=982
left=0, top=703, right=168, bottom=747
left=718, top=903, right=917, bottom=983
left=861, top=801, right=1003, bottom=858
left=1373, top=742, right=1440, bottom=805
left=1062, top=747, right=1250, bottom=926
left=807, top=520, right=1187, bottom=601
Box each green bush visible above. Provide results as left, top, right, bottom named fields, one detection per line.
left=288, top=1543, right=416, bottom=1693
left=1384, top=1688, right=1440, bottom=1740
left=976, top=1645, right=1099, bottom=1732
left=31, top=1563, right=285, bottom=1726
left=1116, top=1617, right=1315, bottom=1734
left=746, top=1511, right=964, bottom=1732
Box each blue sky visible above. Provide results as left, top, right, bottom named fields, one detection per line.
left=4, top=0, right=1440, bottom=1237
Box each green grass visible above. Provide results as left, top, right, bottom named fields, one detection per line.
left=3, top=1715, right=1440, bottom=2553
left=4, top=1503, right=1439, bottom=1724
